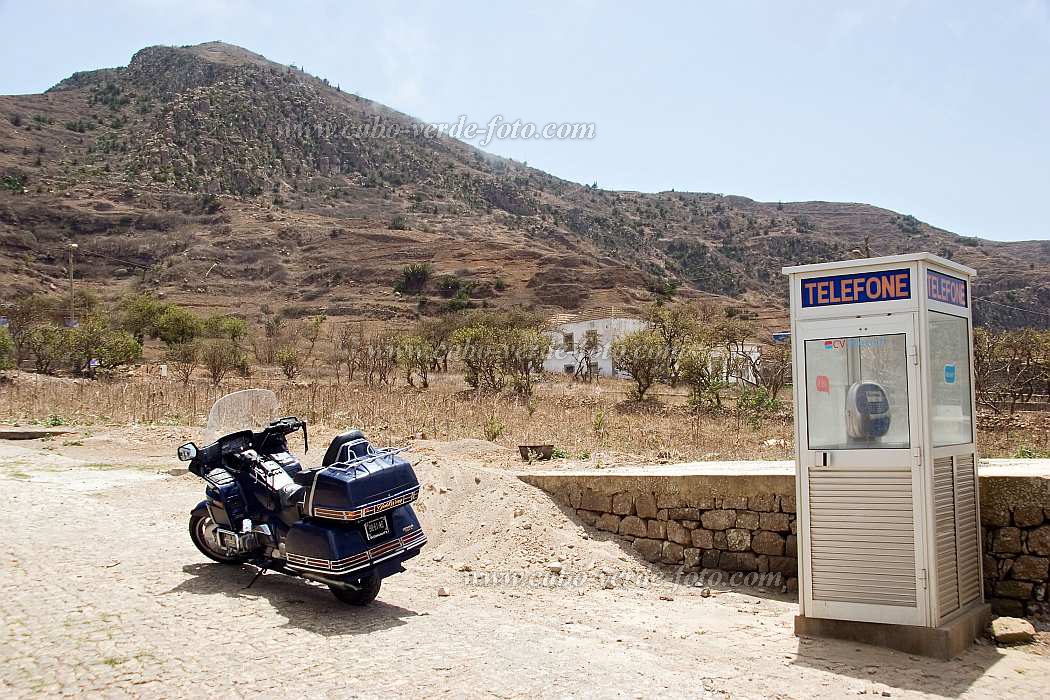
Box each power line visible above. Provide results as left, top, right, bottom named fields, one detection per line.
left=973, top=297, right=1050, bottom=318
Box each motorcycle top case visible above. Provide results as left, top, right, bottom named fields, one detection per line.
left=306, top=452, right=421, bottom=521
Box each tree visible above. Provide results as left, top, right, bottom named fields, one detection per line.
left=25, top=325, right=68, bottom=374
left=645, top=302, right=703, bottom=383
left=0, top=327, right=13, bottom=371
left=572, top=329, right=602, bottom=382
left=611, top=330, right=666, bottom=400
left=200, top=338, right=244, bottom=387
left=117, top=293, right=167, bottom=342
left=275, top=347, right=303, bottom=380
left=398, top=335, right=435, bottom=388
left=165, top=341, right=200, bottom=386
left=679, top=339, right=729, bottom=411
left=451, top=324, right=505, bottom=391
left=202, top=314, right=248, bottom=341
left=153, top=306, right=202, bottom=346
left=5, top=293, right=60, bottom=363
left=503, top=328, right=550, bottom=398
left=66, top=316, right=141, bottom=376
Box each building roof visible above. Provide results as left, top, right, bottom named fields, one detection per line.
left=546, top=306, right=642, bottom=327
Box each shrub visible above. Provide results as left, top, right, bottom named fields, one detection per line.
left=66, top=316, right=141, bottom=376
left=25, top=325, right=68, bottom=374
left=389, top=214, right=410, bottom=230
left=611, top=330, right=667, bottom=400
left=153, top=306, right=202, bottom=346
left=0, top=327, right=14, bottom=370
left=483, top=414, right=505, bottom=442
left=117, top=293, right=167, bottom=341
left=275, top=347, right=302, bottom=380
left=398, top=334, right=435, bottom=388
left=165, top=341, right=200, bottom=386
left=394, top=262, right=432, bottom=294
left=202, top=314, right=248, bottom=341
left=503, top=328, right=550, bottom=398
left=199, top=338, right=244, bottom=387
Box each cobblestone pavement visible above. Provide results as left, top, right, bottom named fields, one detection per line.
left=1, top=435, right=1049, bottom=698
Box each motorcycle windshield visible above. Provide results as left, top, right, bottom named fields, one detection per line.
left=204, top=389, right=280, bottom=443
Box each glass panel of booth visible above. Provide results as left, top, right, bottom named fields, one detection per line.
left=804, top=334, right=911, bottom=450
left=927, top=312, right=974, bottom=446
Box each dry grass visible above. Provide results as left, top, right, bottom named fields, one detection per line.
left=0, top=371, right=795, bottom=463
left=1, top=370, right=1045, bottom=462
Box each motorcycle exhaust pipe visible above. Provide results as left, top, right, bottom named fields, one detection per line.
left=298, top=572, right=361, bottom=591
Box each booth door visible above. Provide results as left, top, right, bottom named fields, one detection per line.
left=796, top=314, right=927, bottom=626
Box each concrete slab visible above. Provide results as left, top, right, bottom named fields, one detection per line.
left=0, top=427, right=73, bottom=440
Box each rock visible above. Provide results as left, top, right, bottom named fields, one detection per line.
left=752, top=531, right=786, bottom=556
left=702, top=550, right=720, bottom=568
left=980, top=504, right=1011, bottom=528
left=990, top=598, right=1025, bottom=617
left=454, top=563, right=472, bottom=572
left=545, top=562, right=563, bottom=575
left=432, top=553, right=445, bottom=562
left=1028, top=525, right=1050, bottom=556
left=647, top=520, right=666, bottom=539
left=437, top=586, right=451, bottom=597
left=513, top=507, right=525, bottom=517
left=768, top=556, right=798, bottom=575
left=659, top=594, right=674, bottom=601
left=749, top=494, right=776, bottom=512
left=580, top=489, right=612, bottom=512
left=633, top=538, right=663, bottom=562
left=760, top=512, right=792, bottom=532
left=667, top=507, right=700, bottom=520
left=779, top=493, right=796, bottom=513
left=700, top=588, right=711, bottom=598
left=474, top=475, right=481, bottom=485
left=735, top=511, right=760, bottom=530
left=726, top=528, right=751, bottom=552
left=596, top=513, right=622, bottom=533
left=656, top=509, right=669, bottom=521
left=667, top=520, right=692, bottom=546
left=611, top=492, right=634, bottom=516
left=713, top=531, right=728, bottom=550
left=1013, top=506, right=1044, bottom=528
left=576, top=509, right=599, bottom=527
left=683, top=548, right=702, bottom=568
left=701, top=510, right=736, bottom=531
left=992, top=527, right=1022, bottom=554
left=719, top=551, right=758, bottom=572
left=786, top=535, right=798, bottom=555
left=656, top=492, right=684, bottom=509
left=662, top=541, right=685, bottom=563
left=603, top=580, right=616, bottom=590
left=995, top=580, right=1034, bottom=599
left=723, top=496, right=748, bottom=510
left=618, top=515, right=648, bottom=538
left=1011, top=556, right=1050, bottom=582
left=990, top=617, right=1036, bottom=645
left=635, top=493, right=657, bottom=519
left=691, top=528, right=714, bottom=549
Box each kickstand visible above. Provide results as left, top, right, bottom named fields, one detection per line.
left=244, top=564, right=268, bottom=589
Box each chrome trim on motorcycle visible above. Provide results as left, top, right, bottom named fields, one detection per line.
left=311, top=485, right=421, bottom=521
left=285, top=529, right=428, bottom=575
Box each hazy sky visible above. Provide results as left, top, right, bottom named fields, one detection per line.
left=2, top=1, right=1047, bottom=241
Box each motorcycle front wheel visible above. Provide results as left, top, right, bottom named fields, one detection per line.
left=330, top=575, right=381, bottom=605
left=189, top=513, right=250, bottom=565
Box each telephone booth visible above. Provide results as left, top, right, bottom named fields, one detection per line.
left=783, top=253, right=988, bottom=658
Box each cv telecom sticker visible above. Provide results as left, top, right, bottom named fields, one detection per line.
left=822, top=337, right=888, bottom=350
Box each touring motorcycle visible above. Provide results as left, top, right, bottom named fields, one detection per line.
left=178, top=389, right=425, bottom=604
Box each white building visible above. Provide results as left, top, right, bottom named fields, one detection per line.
left=543, top=309, right=646, bottom=379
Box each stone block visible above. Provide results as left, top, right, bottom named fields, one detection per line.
left=768, top=555, right=797, bottom=575
left=779, top=493, right=796, bottom=513
left=726, top=528, right=751, bottom=551
left=618, top=515, right=648, bottom=538
left=662, top=541, right=685, bottom=563
left=1028, top=525, right=1050, bottom=556
left=785, top=535, right=797, bottom=556
left=1011, top=556, right=1049, bottom=582
left=995, top=580, right=1034, bottom=600
left=713, top=531, right=728, bottom=550
left=702, top=549, right=721, bottom=569
left=752, top=531, right=786, bottom=556
left=683, top=547, right=702, bottom=569
left=1013, top=506, right=1044, bottom=528
left=723, top=496, right=748, bottom=510
left=667, top=507, right=700, bottom=520
left=760, top=512, right=791, bottom=532
left=682, top=520, right=699, bottom=529
left=980, top=503, right=1011, bottom=528
left=735, top=511, right=760, bottom=530
left=991, top=617, right=1036, bottom=645
left=657, top=509, right=669, bottom=521
left=567, top=487, right=582, bottom=509
left=756, top=555, right=769, bottom=573
left=647, top=519, right=666, bottom=539
left=611, top=492, right=634, bottom=516
left=693, top=497, right=715, bottom=510
left=635, top=493, right=657, bottom=519
left=633, top=538, right=663, bottom=562
left=596, top=513, right=621, bottom=533
left=749, top=493, right=776, bottom=512
left=790, top=519, right=797, bottom=535
left=719, top=551, right=758, bottom=572
left=691, top=528, right=714, bottom=549
left=701, top=509, right=736, bottom=531
left=576, top=509, right=599, bottom=526
left=990, top=598, right=1025, bottom=617
left=667, top=520, right=692, bottom=546
left=656, top=492, right=684, bottom=509
left=992, top=528, right=1022, bottom=554
left=580, top=489, right=612, bottom=513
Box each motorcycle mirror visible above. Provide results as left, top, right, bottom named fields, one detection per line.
left=177, top=442, right=198, bottom=462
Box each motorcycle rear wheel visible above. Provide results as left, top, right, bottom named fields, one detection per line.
left=330, top=575, right=381, bottom=605
left=189, top=513, right=250, bottom=565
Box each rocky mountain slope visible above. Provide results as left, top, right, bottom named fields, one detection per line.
left=1, top=42, right=1047, bottom=328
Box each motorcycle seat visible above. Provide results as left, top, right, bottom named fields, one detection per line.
left=292, top=468, right=320, bottom=487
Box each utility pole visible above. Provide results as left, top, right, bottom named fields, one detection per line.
left=68, top=243, right=78, bottom=327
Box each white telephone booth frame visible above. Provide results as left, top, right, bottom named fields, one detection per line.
left=783, top=253, right=987, bottom=649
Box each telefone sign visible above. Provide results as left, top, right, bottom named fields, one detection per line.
left=801, top=268, right=911, bottom=308
left=927, top=269, right=967, bottom=308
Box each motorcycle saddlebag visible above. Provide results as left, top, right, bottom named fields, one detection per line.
left=283, top=506, right=425, bottom=577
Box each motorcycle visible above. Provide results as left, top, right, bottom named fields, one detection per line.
left=177, top=389, right=426, bottom=605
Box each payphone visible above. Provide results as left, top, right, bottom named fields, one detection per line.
left=783, top=253, right=989, bottom=659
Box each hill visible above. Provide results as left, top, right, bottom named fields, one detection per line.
left=2, top=41, right=1048, bottom=329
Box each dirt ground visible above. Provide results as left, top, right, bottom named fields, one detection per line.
left=1, top=427, right=1049, bottom=699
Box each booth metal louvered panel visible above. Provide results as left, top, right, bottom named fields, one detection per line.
left=954, top=454, right=981, bottom=609
left=808, top=467, right=917, bottom=607
left=934, top=456, right=960, bottom=616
